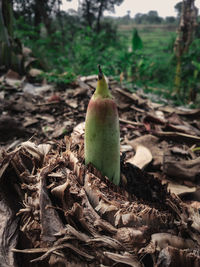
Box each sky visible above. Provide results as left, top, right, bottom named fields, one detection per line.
left=61, top=0, right=200, bottom=18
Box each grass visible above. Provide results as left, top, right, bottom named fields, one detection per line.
left=118, top=24, right=176, bottom=57
left=117, top=24, right=179, bottom=103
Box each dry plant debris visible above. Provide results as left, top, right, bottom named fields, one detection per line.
left=1, top=70, right=200, bottom=266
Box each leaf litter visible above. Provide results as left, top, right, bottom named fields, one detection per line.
left=0, top=70, right=200, bottom=266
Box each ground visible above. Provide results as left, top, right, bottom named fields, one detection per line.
left=0, top=69, right=200, bottom=266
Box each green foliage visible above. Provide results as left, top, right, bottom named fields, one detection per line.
left=14, top=16, right=177, bottom=96
left=15, top=16, right=122, bottom=76
left=116, top=26, right=176, bottom=90
left=13, top=10, right=200, bottom=106
left=41, top=71, right=76, bottom=88
left=132, top=29, right=143, bottom=51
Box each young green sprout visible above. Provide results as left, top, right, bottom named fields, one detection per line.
left=84, top=66, right=120, bottom=185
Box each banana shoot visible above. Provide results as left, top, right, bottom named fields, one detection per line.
left=84, top=66, right=120, bottom=185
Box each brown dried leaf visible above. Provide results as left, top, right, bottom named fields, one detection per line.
left=0, top=198, right=19, bottom=267
left=151, top=233, right=196, bottom=250
left=28, top=68, right=42, bottom=78
left=104, top=251, right=143, bottom=267
left=167, top=181, right=196, bottom=196
left=155, top=131, right=200, bottom=143
left=115, top=87, right=148, bottom=108
left=126, top=145, right=152, bottom=169
left=20, top=141, right=50, bottom=161
left=127, top=134, right=165, bottom=168
left=157, top=246, right=200, bottom=267
left=40, top=166, right=64, bottom=242
left=23, top=117, right=39, bottom=127
left=163, top=152, right=200, bottom=182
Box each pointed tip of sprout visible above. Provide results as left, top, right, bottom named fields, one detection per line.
left=98, top=64, right=103, bottom=80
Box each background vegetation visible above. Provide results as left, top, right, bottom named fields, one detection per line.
left=1, top=0, right=200, bottom=106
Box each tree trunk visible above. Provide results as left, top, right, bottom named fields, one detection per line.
left=173, top=0, right=198, bottom=94
left=0, top=0, right=23, bottom=73
left=0, top=0, right=10, bottom=46
left=33, top=0, right=54, bottom=36
left=85, top=0, right=92, bottom=28
left=34, top=0, right=42, bottom=33
left=56, top=2, right=65, bottom=52
left=0, top=0, right=13, bottom=70
left=96, top=0, right=104, bottom=33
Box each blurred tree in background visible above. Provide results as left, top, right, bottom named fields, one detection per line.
left=78, top=0, right=123, bottom=32
left=13, top=0, right=62, bottom=35
left=134, top=11, right=163, bottom=24
left=9, top=0, right=125, bottom=76
left=175, top=1, right=183, bottom=17
left=0, top=0, right=23, bottom=73
left=174, top=0, right=198, bottom=100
